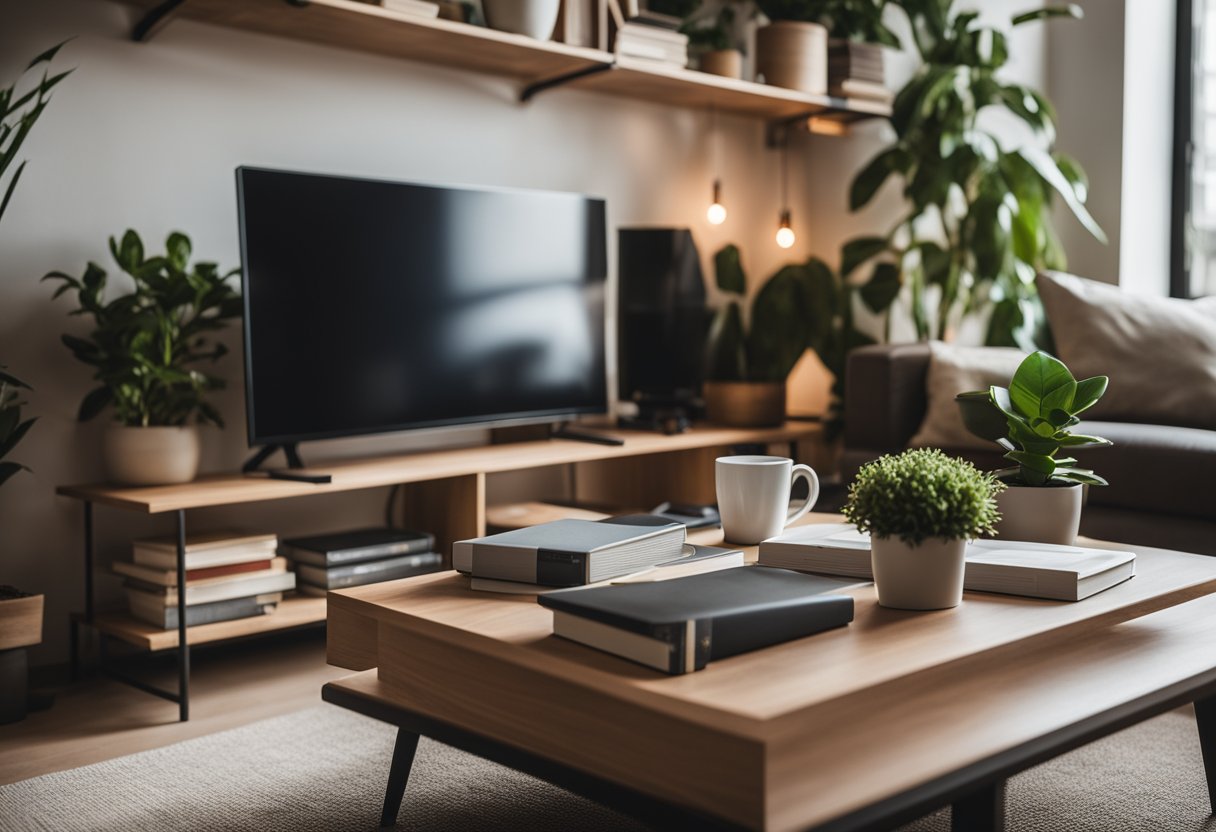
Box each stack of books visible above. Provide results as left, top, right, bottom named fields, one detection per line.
left=116, top=531, right=295, bottom=629
left=758, top=523, right=1137, bottom=601
left=828, top=43, right=892, bottom=105
left=454, top=514, right=744, bottom=593
left=278, top=528, right=441, bottom=596
left=614, top=22, right=689, bottom=68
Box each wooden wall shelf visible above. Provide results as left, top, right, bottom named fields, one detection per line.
left=121, top=0, right=891, bottom=125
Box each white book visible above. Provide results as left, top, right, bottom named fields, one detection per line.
left=616, top=41, right=687, bottom=64
left=616, top=22, right=689, bottom=46
left=133, top=530, right=278, bottom=571
left=758, top=524, right=1136, bottom=601
left=378, top=0, right=440, bottom=18
left=125, top=569, right=296, bottom=607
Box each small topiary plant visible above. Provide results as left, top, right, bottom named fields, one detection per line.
left=843, top=448, right=1004, bottom=546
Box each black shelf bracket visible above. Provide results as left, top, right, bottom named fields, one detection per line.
left=131, top=0, right=188, bottom=42
left=520, top=63, right=614, bottom=104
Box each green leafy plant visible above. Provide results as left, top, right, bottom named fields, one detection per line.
left=842, top=1, right=1102, bottom=348
left=706, top=245, right=873, bottom=434
left=683, top=6, right=737, bottom=53
left=44, top=230, right=242, bottom=428
left=843, top=448, right=1004, bottom=545
left=1, top=42, right=72, bottom=225
left=756, top=0, right=899, bottom=45
left=955, top=350, right=1110, bottom=487
left=0, top=369, right=36, bottom=488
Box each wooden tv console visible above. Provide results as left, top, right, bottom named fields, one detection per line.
left=56, top=421, right=822, bottom=721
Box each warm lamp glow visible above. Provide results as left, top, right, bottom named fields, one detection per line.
left=775, top=209, right=795, bottom=249
left=707, top=179, right=726, bottom=225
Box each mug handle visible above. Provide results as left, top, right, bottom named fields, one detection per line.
left=785, top=464, right=820, bottom=527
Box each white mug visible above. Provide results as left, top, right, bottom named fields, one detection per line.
left=715, top=455, right=820, bottom=545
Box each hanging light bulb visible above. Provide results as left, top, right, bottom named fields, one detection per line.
left=775, top=209, right=796, bottom=249
left=707, top=179, right=727, bottom=225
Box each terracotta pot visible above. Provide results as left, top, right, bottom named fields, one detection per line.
left=103, top=425, right=201, bottom=486
left=699, top=49, right=744, bottom=79
left=995, top=483, right=1084, bottom=545
left=703, top=381, right=787, bottom=427
left=482, top=0, right=561, bottom=40
left=755, top=21, right=828, bottom=94
left=0, top=592, right=43, bottom=651
left=871, top=537, right=967, bottom=610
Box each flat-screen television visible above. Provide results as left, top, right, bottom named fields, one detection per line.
left=236, top=167, right=608, bottom=447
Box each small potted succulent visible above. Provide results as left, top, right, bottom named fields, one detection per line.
left=45, top=230, right=242, bottom=486
left=955, top=351, right=1111, bottom=545
left=703, top=244, right=827, bottom=426
left=844, top=448, right=1003, bottom=610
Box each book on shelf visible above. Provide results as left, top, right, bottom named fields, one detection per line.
left=295, top=551, right=443, bottom=590
left=278, top=527, right=435, bottom=568
left=112, top=557, right=279, bottom=587
left=614, top=21, right=688, bottom=67
left=758, top=523, right=1137, bottom=601
left=555, top=0, right=597, bottom=49
left=453, top=516, right=685, bottom=587
left=539, top=566, right=857, bottom=674
left=126, top=592, right=282, bottom=629
left=470, top=544, right=745, bottom=594
left=376, top=0, right=441, bottom=18
left=132, top=530, right=277, bottom=571
left=830, top=78, right=893, bottom=104
left=124, top=567, right=296, bottom=607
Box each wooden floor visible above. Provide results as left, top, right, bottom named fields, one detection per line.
left=0, top=628, right=346, bottom=785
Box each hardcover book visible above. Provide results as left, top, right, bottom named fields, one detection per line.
left=126, top=592, right=282, bottom=629
left=278, top=527, right=435, bottom=568
left=124, top=568, right=296, bottom=607
left=758, top=523, right=1136, bottom=601
left=540, top=566, right=856, bottom=674
left=453, top=517, right=685, bottom=587
left=295, top=551, right=443, bottom=589
left=132, top=530, right=278, bottom=571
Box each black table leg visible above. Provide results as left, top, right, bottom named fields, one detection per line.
left=952, top=780, right=1005, bottom=832
left=175, top=509, right=190, bottom=722
left=380, top=727, right=420, bottom=829
left=1197, top=695, right=1216, bottom=815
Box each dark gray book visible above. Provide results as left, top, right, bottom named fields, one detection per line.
left=278, top=527, right=434, bottom=568
left=452, top=518, right=685, bottom=587
left=127, top=593, right=278, bottom=629
left=295, top=551, right=443, bottom=589
left=539, top=567, right=856, bottom=674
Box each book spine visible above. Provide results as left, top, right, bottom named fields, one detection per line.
left=284, top=537, right=435, bottom=567
left=536, top=548, right=588, bottom=587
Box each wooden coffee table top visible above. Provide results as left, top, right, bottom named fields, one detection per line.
left=325, top=514, right=1216, bottom=831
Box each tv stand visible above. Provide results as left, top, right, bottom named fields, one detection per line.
left=551, top=423, right=625, bottom=447
left=242, top=443, right=305, bottom=473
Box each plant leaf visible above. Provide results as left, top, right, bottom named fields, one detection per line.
left=713, top=244, right=745, bottom=294
left=859, top=262, right=901, bottom=313
left=841, top=236, right=888, bottom=277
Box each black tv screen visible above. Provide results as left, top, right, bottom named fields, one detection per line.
left=236, top=168, right=608, bottom=446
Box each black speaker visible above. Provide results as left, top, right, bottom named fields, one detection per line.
left=617, top=228, right=709, bottom=413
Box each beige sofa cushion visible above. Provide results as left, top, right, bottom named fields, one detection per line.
left=1037, top=272, right=1216, bottom=430
left=910, top=341, right=1025, bottom=450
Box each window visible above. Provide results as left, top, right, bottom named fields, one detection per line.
left=1176, top=0, right=1216, bottom=296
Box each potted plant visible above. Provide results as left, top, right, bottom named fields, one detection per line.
left=955, top=350, right=1110, bottom=545
left=45, top=230, right=242, bottom=486
left=844, top=448, right=1003, bottom=610
left=703, top=244, right=830, bottom=426
left=684, top=5, right=744, bottom=79
left=0, top=368, right=42, bottom=723
left=753, top=0, right=830, bottom=93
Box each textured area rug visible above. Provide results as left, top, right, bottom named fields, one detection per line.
left=1, top=705, right=1211, bottom=831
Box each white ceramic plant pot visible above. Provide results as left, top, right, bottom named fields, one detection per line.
left=755, top=21, right=828, bottom=94
left=482, top=0, right=561, bottom=40
left=871, top=536, right=967, bottom=611
left=102, top=425, right=201, bottom=486
left=995, top=483, right=1083, bottom=545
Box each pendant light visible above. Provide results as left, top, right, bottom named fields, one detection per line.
left=706, top=107, right=727, bottom=225
left=775, top=138, right=795, bottom=249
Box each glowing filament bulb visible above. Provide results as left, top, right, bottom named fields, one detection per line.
left=707, top=180, right=726, bottom=225
left=776, top=209, right=795, bottom=249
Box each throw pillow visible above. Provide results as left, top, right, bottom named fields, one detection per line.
left=909, top=341, right=1026, bottom=450
left=1037, top=272, right=1216, bottom=430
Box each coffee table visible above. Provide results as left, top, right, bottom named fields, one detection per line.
left=323, top=514, right=1216, bottom=831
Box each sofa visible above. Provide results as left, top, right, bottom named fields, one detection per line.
left=842, top=343, right=1216, bottom=557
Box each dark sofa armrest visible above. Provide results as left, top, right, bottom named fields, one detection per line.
left=844, top=343, right=932, bottom=454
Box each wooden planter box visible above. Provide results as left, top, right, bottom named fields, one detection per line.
left=0, top=593, right=44, bottom=651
